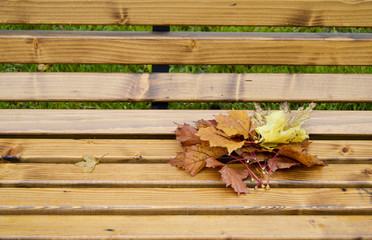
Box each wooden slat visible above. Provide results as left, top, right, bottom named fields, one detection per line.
left=0, top=139, right=371, bottom=162
left=1, top=215, right=371, bottom=239
left=0, top=187, right=371, bottom=215
left=0, top=163, right=371, bottom=188
left=1, top=0, right=372, bottom=27
left=1, top=73, right=371, bottom=102
left=0, top=110, right=371, bottom=136
left=1, top=31, right=372, bottom=65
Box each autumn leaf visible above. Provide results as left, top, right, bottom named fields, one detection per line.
left=266, top=155, right=302, bottom=172
left=169, top=152, right=185, bottom=168
left=75, top=155, right=100, bottom=173
left=219, top=165, right=249, bottom=195
left=254, top=102, right=316, bottom=149
left=174, top=123, right=202, bottom=147
left=277, top=142, right=324, bottom=167
left=205, top=157, right=225, bottom=168
left=195, top=119, right=217, bottom=128
left=184, top=144, right=227, bottom=176
left=197, top=126, right=244, bottom=154
left=216, top=110, right=251, bottom=138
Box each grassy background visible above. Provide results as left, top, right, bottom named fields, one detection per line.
left=1, top=25, right=371, bottom=111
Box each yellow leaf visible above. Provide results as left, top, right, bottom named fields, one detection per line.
left=255, top=103, right=316, bottom=149
left=75, top=155, right=100, bottom=173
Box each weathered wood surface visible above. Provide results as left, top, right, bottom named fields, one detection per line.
left=1, top=73, right=371, bottom=102
left=0, top=139, right=371, bottom=162
left=0, top=187, right=371, bottom=215
left=1, top=215, right=371, bottom=239
left=1, top=0, right=372, bottom=27
left=0, top=163, right=371, bottom=188
left=1, top=31, right=372, bottom=65
left=0, top=110, right=371, bottom=135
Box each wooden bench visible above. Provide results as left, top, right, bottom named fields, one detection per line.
left=1, top=1, right=372, bottom=239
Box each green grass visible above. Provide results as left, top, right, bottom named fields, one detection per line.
left=1, top=24, right=371, bottom=110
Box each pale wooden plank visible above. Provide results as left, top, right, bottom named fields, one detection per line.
left=0, top=139, right=371, bottom=162
left=1, top=215, right=370, bottom=239
left=0, top=163, right=370, bottom=188
left=0, top=188, right=371, bottom=214
left=1, top=0, right=372, bottom=27
left=1, top=31, right=372, bottom=65
left=1, top=73, right=371, bottom=102
left=0, top=110, right=371, bottom=135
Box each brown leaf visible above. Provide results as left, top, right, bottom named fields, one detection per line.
left=174, top=123, right=202, bottom=147
left=277, top=142, right=324, bottom=167
left=267, top=155, right=302, bottom=172
left=184, top=144, right=227, bottom=176
left=216, top=110, right=251, bottom=138
left=196, top=126, right=244, bottom=154
left=195, top=119, right=217, bottom=128
left=219, top=165, right=249, bottom=195
left=169, top=152, right=185, bottom=168
left=205, top=157, right=225, bottom=168
left=75, top=155, right=100, bottom=173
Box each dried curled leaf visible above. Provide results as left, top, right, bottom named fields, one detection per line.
left=75, top=155, right=100, bottom=173
left=205, top=157, right=225, bottom=168
left=277, top=142, right=324, bottom=167
left=183, top=144, right=227, bottom=176
left=197, top=126, right=244, bottom=154
left=174, top=123, right=202, bottom=147
left=219, top=165, right=249, bottom=195
left=255, top=102, right=316, bottom=149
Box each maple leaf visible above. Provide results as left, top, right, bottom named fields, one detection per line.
left=266, top=155, right=302, bottom=172
left=75, top=155, right=100, bottom=173
left=195, top=119, right=217, bottom=128
left=174, top=123, right=202, bottom=147
left=277, top=142, right=324, bottom=167
left=219, top=165, right=249, bottom=195
left=197, top=126, right=244, bottom=154
left=205, top=157, right=225, bottom=168
left=216, top=110, right=251, bottom=138
left=254, top=102, right=316, bottom=149
left=184, top=144, right=227, bottom=176
left=169, top=152, right=185, bottom=168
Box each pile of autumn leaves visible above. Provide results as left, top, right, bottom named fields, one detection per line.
left=169, top=103, right=325, bottom=195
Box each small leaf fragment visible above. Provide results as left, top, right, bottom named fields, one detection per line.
left=205, top=157, right=225, bottom=168
left=169, top=152, right=185, bottom=168
left=219, top=165, right=249, bottom=195
left=75, top=155, right=100, bottom=173
left=195, top=119, right=217, bottom=128
left=267, top=155, right=302, bottom=172
left=197, top=126, right=244, bottom=154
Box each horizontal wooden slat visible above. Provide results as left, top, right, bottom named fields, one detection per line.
left=0, top=187, right=371, bottom=214
left=0, top=139, right=371, bottom=162
left=1, top=215, right=371, bottom=239
left=1, top=31, right=372, bottom=65
left=0, top=163, right=371, bottom=188
left=1, top=73, right=371, bottom=102
left=1, top=0, right=372, bottom=27
left=0, top=110, right=371, bottom=136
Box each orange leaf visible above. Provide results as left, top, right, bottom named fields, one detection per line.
left=205, top=157, right=225, bottom=168
left=277, top=142, right=324, bottom=167
left=184, top=144, right=227, bottom=176
left=219, top=165, right=249, bottom=195
left=195, top=119, right=217, bottom=128
left=174, top=123, right=202, bottom=147
left=196, top=126, right=244, bottom=154
left=216, top=110, right=251, bottom=138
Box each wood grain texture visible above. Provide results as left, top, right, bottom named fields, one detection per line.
left=1, top=0, right=372, bottom=27
left=1, top=72, right=371, bottom=102
left=0, top=110, right=371, bottom=136
left=1, top=215, right=371, bottom=239
left=0, top=187, right=371, bottom=215
left=1, top=31, right=372, bottom=65
left=0, top=163, right=371, bottom=188
left=0, top=139, right=371, bottom=162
